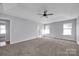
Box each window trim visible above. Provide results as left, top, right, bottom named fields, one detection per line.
left=0, top=25, right=6, bottom=34
left=63, top=23, right=72, bottom=36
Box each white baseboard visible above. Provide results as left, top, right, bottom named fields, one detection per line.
left=10, top=36, right=39, bottom=44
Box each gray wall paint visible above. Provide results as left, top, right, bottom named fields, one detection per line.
left=0, top=13, right=40, bottom=44
left=11, top=17, right=39, bottom=44
left=48, top=19, right=76, bottom=41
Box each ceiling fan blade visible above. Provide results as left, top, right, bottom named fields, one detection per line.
left=37, top=13, right=43, bottom=15
left=47, top=13, right=53, bottom=15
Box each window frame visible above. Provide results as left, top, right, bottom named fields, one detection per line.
left=0, top=25, right=6, bottom=34
left=63, top=23, right=72, bottom=36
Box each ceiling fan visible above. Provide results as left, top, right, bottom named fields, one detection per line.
left=38, top=10, right=54, bottom=18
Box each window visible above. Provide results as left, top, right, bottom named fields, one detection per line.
left=0, top=25, right=6, bottom=34
left=63, top=23, right=72, bottom=35
left=41, top=25, right=50, bottom=35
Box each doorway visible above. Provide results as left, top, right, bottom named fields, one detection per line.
left=0, top=19, right=10, bottom=47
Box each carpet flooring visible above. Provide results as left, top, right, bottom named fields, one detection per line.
left=0, top=37, right=79, bottom=56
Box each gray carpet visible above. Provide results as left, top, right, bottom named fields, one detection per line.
left=0, top=37, right=79, bottom=56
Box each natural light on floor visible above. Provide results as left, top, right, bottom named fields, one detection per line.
left=0, top=41, right=6, bottom=47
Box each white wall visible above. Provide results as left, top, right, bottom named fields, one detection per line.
left=6, top=20, right=10, bottom=41
left=47, top=19, right=76, bottom=41
left=11, top=17, right=40, bottom=44
left=0, top=13, right=40, bottom=44
left=76, top=17, right=79, bottom=45
left=0, top=4, right=3, bottom=13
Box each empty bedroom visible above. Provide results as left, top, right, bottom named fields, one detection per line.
left=0, top=3, right=79, bottom=56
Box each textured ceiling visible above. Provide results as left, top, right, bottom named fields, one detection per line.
left=1, top=3, right=79, bottom=24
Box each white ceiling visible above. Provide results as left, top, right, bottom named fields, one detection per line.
left=1, top=3, right=79, bottom=24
